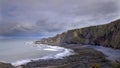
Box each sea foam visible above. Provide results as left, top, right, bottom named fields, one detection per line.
left=11, top=42, right=74, bottom=66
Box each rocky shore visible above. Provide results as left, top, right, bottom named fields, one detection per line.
left=20, top=44, right=113, bottom=68
left=0, top=62, right=15, bottom=68
left=1, top=44, right=120, bottom=68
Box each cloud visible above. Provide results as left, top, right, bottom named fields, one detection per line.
left=0, top=0, right=120, bottom=37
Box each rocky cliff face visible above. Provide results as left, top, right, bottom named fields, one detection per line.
left=37, top=19, right=120, bottom=49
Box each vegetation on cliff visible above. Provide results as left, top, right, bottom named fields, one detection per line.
left=38, top=19, right=120, bottom=49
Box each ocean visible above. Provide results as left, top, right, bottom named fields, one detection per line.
left=0, top=38, right=73, bottom=66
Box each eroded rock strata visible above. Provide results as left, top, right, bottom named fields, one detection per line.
left=37, top=19, right=120, bottom=49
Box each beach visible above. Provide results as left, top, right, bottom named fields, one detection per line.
left=20, top=44, right=113, bottom=68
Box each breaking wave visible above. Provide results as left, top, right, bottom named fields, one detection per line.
left=11, top=42, right=74, bottom=66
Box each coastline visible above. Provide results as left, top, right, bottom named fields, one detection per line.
left=20, top=44, right=113, bottom=68
left=1, top=44, right=120, bottom=68
left=11, top=44, right=74, bottom=66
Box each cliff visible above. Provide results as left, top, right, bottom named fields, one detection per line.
left=36, top=19, right=120, bottom=49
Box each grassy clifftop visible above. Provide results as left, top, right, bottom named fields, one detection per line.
left=38, top=19, right=120, bottom=49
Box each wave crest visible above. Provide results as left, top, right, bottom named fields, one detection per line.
left=12, top=42, right=74, bottom=66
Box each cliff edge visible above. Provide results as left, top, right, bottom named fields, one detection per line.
left=36, top=19, right=120, bottom=49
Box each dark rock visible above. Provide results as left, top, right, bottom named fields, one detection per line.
left=22, top=45, right=112, bottom=68
left=0, top=62, right=14, bottom=68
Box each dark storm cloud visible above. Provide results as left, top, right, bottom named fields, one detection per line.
left=0, top=0, right=120, bottom=37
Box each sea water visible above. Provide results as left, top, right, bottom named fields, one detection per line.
left=0, top=38, right=73, bottom=66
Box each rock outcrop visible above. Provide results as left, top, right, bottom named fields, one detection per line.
left=36, top=19, right=120, bottom=49
left=0, top=62, right=14, bottom=68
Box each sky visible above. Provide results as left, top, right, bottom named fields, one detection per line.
left=0, top=0, right=120, bottom=38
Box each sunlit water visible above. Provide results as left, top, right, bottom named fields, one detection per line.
left=0, top=38, right=73, bottom=66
